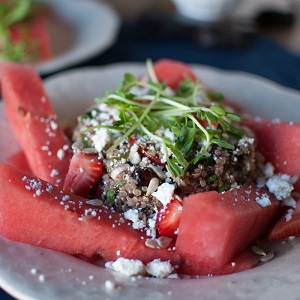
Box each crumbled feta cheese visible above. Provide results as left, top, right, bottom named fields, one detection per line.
left=266, top=175, right=294, bottom=200
left=285, top=208, right=294, bottom=222
left=50, top=169, right=59, bottom=178
left=50, top=120, right=58, bottom=130
left=164, top=128, right=176, bottom=142
left=238, top=137, right=254, bottom=146
left=105, top=280, right=116, bottom=289
left=255, top=194, right=271, bottom=207
left=129, top=144, right=141, bottom=165
left=106, top=258, right=146, bottom=276
left=57, top=149, right=65, bottom=160
left=152, top=183, right=175, bottom=206
left=91, top=128, right=111, bottom=153
left=124, top=209, right=146, bottom=229
left=146, top=259, right=174, bottom=278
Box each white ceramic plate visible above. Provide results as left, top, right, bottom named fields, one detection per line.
left=1, top=63, right=300, bottom=300
left=34, top=0, right=120, bottom=75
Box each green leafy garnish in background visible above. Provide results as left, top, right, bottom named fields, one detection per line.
left=0, top=0, right=38, bottom=62
left=84, top=59, right=244, bottom=178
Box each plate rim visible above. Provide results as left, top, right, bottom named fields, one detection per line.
left=33, top=0, right=120, bottom=75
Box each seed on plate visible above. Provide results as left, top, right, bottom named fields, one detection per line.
left=157, top=236, right=173, bottom=248
left=145, top=238, right=158, bottom=248
left=260, top=252, right=275, bottom=263
left=86, top=199, right=104, bottom=207
left=251, top=245, right=266, bottom=256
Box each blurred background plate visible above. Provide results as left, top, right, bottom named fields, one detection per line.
left=34, top=0, right=120, bottom=75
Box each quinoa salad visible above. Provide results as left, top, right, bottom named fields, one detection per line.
left=1, top=59, right=299, bottom=282
left=70, top=60, right=290, bottom=242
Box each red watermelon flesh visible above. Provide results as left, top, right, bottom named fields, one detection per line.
left=0, top=110, right=20, bottom=161
left=153, top=59, right=197, bottom=89
left=243, top=118, right=300, bottom=192
left=0, top=162, right=180, bottom=265
left=0, top=63, right=73, bottom=188
left=177, top=249, right=260, bottom=276
left=6, top=151, right=32, bottom=174
left=175, top=185, right=281, bottom=271
left=9, top=15, right=52, bottom=62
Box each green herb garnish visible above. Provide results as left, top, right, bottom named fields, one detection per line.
left=85, top=59, right=244, bottom=178
left=0, top=0, right=38, bottom=62
left=106, top=190, right=115, bottom=202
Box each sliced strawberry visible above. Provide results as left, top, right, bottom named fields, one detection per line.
left=63, top=150, right=103, bottom=197
left=268, top=202, right=300, bottom=241
left=156, top=198, right=182, bottom=239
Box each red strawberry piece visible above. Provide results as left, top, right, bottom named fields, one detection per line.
left=268, top=202, right=300, bottom=241
left=156, top=198, right=182, bottom=239
left=63, top=150, right=103, bottom=197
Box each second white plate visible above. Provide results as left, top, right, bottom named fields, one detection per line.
left=35, top=0, right=120, bottom=75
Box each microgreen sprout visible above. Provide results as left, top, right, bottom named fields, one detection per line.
left=83, top=59, right=244, bottom=178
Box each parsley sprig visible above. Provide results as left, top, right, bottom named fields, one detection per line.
left=0, top=0, right=37, bottom=62
left=85, top=59, right=244, bottom=178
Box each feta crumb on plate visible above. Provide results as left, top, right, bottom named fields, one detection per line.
left=105, top=257, right=146, bottom=276
left=146, top=259, right=174, bottom=278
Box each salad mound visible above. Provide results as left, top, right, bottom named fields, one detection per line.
left=72, top=60, right=258, bottom=238
left=0, top=59, right=299, bottom=279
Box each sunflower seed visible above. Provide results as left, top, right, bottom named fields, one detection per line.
left=145, top=239, right=158, bottom=249
left=86, top=199, right=104, bottom=207
left=82, top=147, right=98, bottom=154
left=251, top=245, right=266, bottom=256
left=72, top=141, right=84, bottom=150
left=146, top=178, right=159, bottom=196
left=260, top=252, right=274, bottom=263
left=157, top=236, right=173, bottom=248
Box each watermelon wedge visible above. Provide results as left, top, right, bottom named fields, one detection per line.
left=243, top=118, right=300, bottom=192
left=177, top=250, right=260, bottom=276
left=268, top=200, right=300, bottom=241
left=153, top=59, right=197, bottom=89
left=0, top=110, right=21, bottom=161
left=0, top=63, right=73, bottom=188
left=175, top=185, right=281, bottom=272
left=6, top=151, right=32, bottom=174
left=0, top=162, right=180, bottom=265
